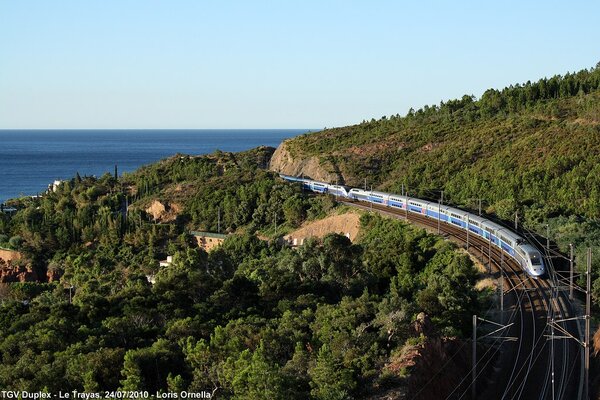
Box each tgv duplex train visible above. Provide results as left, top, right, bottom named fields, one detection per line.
left=280, top=175, right=545, bottom=277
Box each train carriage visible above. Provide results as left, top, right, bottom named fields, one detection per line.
left=328, top=184, right=350, bottom=197
left=496, top=228, right=521, bottom=257
left=279, top=174, right=545, bottom=277
left=446, top=206, right=467, bottom=228
left=348, top=188, right=369, bottom=201
left=309, top=181, right=328, bottom=193
left=388, top=195, right=407, bottom=210
left=466, top=215, right=486, bottom=236
left=368, top=190, right=390, bottom=205
left=425, top=203, right=444, bottom=220
left=407, top=199, right=429, bottom=214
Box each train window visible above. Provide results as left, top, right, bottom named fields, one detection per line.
left=530, top=256, right=542, bottom=265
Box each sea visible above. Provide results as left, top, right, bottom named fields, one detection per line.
left=0, top=129, right=309, bottom=203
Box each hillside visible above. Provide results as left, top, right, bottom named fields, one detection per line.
left=271, top=66, right=600, bottom=223
left=271, top=67, right=600, bottom=301
left=0, top=144, right=490, bottom=398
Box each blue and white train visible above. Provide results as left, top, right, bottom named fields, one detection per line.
left=280, top=174, right=545, bottom=277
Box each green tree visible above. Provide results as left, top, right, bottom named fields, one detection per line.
left=308, top=344, right=355, bottom=400
left=120, top=339, right=185, bottom=392
left=227, top=343, right=286, bottom=400
left=283, top=195, right=305, bottom=227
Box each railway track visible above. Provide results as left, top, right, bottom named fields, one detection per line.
left=343, top=200, right=581, bottom=399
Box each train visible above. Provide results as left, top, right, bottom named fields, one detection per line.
left=280, top=174, right=545, bottom=278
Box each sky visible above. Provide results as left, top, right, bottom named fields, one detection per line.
left=0, top=0, right=599, bottom=129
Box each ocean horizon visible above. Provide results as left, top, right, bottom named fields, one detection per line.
left=0, top=129, right=311, bottom=203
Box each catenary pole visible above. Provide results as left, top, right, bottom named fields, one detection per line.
left=500, top=272, right=504, bottom=324
left=437, top=200, right=441, bottom=234
left=569, top=243, right=574, bottom=300
left=585, top=248, right=591, bottom=399
left=472, top=315, right=477, bottom=400
left=466, top=214, right=470, bottom=250
left=488, top=236, right=492, bottom=273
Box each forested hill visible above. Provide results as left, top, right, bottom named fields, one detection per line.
left=271, top=65, right=600, bottom=225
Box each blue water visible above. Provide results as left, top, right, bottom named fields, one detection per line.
left=0, top=129, right=308, bottom=203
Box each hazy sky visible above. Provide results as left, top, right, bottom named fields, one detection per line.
left=1, top=0, right=598, bottom=129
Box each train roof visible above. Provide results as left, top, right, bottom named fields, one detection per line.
left=370, top=190, right=391, bottom=196
left=480, top=219, right=505, bottom=232
left=279, top=174, right=302, bottom=181
left=520, top=243, right=541, bottom=254
left=348, top=188, right=389, bottom=196
left=329, top=184, right=350, bottom=189
left=310, top=180, right=329, bottom=185
left=465, top=214, right=488, bottom=224
left=493, top=227, right=527, bottom=246
left=406, top=197, right=430, bottom=204
left=443, top=205, right=467, bottom=216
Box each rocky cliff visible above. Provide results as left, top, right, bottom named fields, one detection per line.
left=269, top=140, right=342, bottom=183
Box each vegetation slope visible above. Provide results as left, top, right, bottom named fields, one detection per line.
left=0, top=148, right=487, bottom=398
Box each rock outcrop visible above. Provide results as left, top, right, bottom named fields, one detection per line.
left=146, top=200, right=182, bottom=223
left=269, top=140, right=340, bottom=183
left=283, top=212, right=361, bottom=246
left=0, top=258, right=38, bottom=282
left=46, top=267, right=62, bottom=283
left=380, top=313, right=474, bottom=400
left=0, top=249, right=21, bottom=262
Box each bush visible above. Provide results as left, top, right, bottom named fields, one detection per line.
left=8, top=235, right=23, bottom=249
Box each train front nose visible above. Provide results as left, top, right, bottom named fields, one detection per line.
left=532, top=262, right=545, bottom=277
